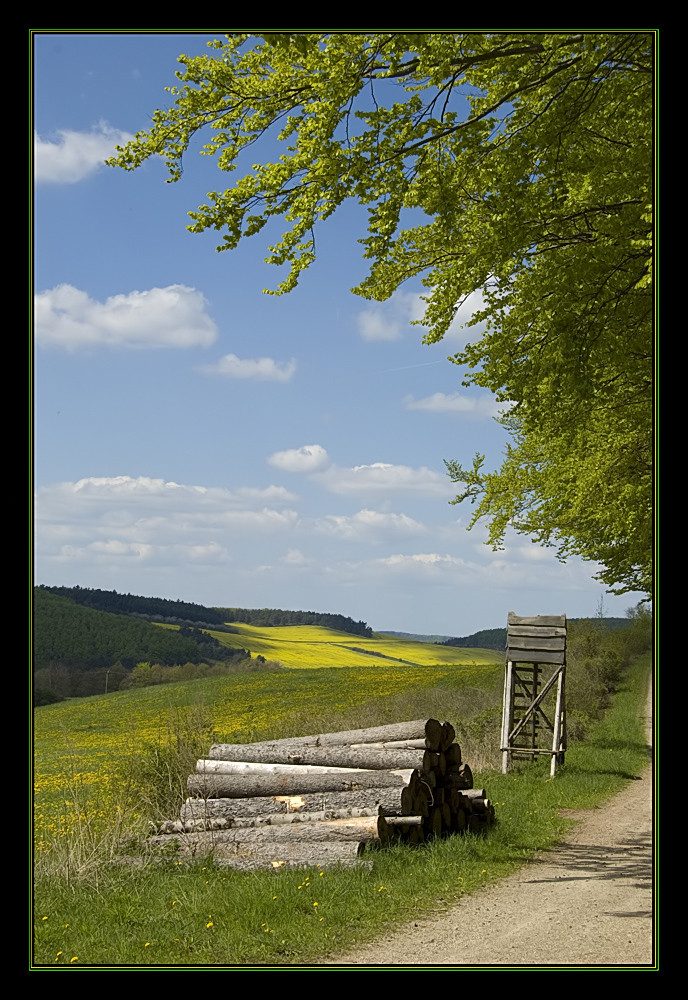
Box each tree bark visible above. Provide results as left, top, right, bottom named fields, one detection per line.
left=201, top=746, right=425, bottom=770
left=181, top=786, right=407, bottom=821
left=151, top=816, right=380, bottom=847
left=187, top=768, right=413, bottom=799
left=209, top=720, right=435, bottom=758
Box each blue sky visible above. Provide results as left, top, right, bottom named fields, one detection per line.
left=32, top=31, right=646, bottom=635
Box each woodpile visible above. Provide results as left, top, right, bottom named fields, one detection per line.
left=149, top=718, right=495, bottom=869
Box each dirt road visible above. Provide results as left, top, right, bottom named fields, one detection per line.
left=325, top=684, right=654, bottom=968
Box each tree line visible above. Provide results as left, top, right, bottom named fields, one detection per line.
left=218, top=607, right=372, bottom=636
left=38, top=585, right=228, bottom=625
left=439, top=615, right=645, bottom=651
left=38, top=586, right=373, bottom=637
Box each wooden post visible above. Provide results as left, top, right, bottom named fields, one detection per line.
left=501, top=659, right=514, bottom=773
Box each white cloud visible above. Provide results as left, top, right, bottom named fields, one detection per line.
left=43, top=476, right=296, bottom=513
left=379, top=552, right=465, bottom=571
left=268, top=444, right=331, bottom=473
left=89, top=540, right=153, bottom=558
left=35, top=477, right=299, bottom=560
left=314, top=509, right=426, bottom=540
left=405, top=391, right=507, bottom=418
left=356, top=290, right=425, bottom=341
left=443, top=289, right=489, bottom=343
left=354, top=286, right=500, bottom=351
left=315, top=462, right=453, bottom=497
left=35, top=284, right=218, bottom=351
left=199, top=353, right=297, bottom=381
left=228, top=486, right=298, bottom=506
left=282, top=548, right=310, bottom=565
left=356, top=309, right=402, bottom=341
left=187, top=542, right=230, bottom=562
left=34, top=121, right=133, bottom=183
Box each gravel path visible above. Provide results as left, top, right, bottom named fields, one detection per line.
left=325, top=682, right=654, bottom=968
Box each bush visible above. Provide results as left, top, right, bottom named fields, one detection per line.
left=33, top=686, right=65, bottom=707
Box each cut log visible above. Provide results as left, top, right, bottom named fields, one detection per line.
left=201, top=746, right=425, bottom=770
left=422, top=750, right=446, bottom=776
left=351, top=739, right=427, bottom=750
left=171, top=806, right=398, bottom=832
left=182, top=839, right=370, bottom=864
left=151, top=816, right=381, bottom=846
left=208, top=720, right=434, bottom=758
left=424, top=807, right=443, bottom=839
left=196, top=760, right=369, bottom=776
left=187, top=768, right=413, bottom=799
left=377, top=812, right=424, bottom=844
left=378, top=814, right=424, bottom=827
left=440, top=722, right=456, bottom=751
left=462, top=788, right=488, bottom=801
left=424, top=718, right=444, bottom=751
left=200, top=856, right=372, bottom=872
left=181, top=786, right=406, bottom=821
left=446, top=763, right=473, bottom=789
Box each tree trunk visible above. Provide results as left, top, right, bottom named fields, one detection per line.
left=151, top=816, right=380, bottom=847
left=187, top=768, right=412, bottom=799
left=201, top=746, right=425, bottom=770
left=208, top=720, right=435, bottom=758
left=181, top=786, right=407, bottom=821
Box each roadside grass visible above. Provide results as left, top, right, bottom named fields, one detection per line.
left=32, top=651, right=651, bottom=967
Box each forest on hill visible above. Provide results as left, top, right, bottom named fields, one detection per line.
left=32, top=589, right=253, bottom=702
left=218, top=607, right=372, bottom=636
left=38, top=585, right=229, bottom=626
left=439, top=618, right=633, bottom=651
left=38, top=586, right=373, bottom=637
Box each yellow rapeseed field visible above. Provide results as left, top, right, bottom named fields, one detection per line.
left=213, top=623, right=498, bottom=669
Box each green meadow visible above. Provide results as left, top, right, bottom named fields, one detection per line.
left=32, top=616, right=652, bottom=967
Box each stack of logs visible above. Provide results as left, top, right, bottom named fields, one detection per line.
left=150, top=718, right=495, bottom=869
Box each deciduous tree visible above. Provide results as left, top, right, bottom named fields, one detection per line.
left=109, top=31, right=654, bottom=595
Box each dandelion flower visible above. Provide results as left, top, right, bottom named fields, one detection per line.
left=41, top=916, right=48, bottom=921
left=70, top=957, right=78, bottom=963
left=144, top=942, right=150, bottom=948
left=206, top=921, right=213, bottom=928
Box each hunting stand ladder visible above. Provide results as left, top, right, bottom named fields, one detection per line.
left=501, top=613, right=567, bottom=777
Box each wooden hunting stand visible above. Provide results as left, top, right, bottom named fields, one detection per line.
left=501, top=613, right=567, bottom=777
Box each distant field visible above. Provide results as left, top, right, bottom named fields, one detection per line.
left=210, top=623, right=501, bottom=669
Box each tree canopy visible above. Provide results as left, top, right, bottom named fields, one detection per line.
left=110, top=31, right=654, bottom=596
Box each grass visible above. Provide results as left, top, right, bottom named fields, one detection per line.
left=31, top=650, right=652, bottom=968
